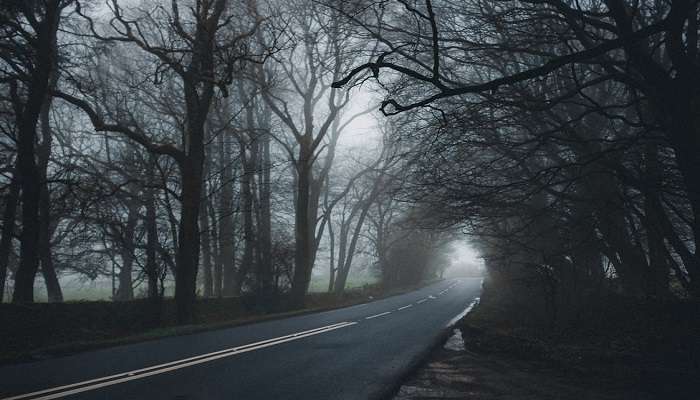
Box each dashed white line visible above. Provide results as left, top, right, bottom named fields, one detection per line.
left=416, top=298, right=427, bottom=304
left=397, top=305, right=413, bottom=311
left=428, top=295, right=436, bottom=299
left=365, top=311, right=391, bottom=320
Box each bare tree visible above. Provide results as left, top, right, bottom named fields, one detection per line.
left=261, top=0, right=371, bottom=305
left=334, top=0, right=700, bottom=295
left=57, top=0, right=263, bottom=321
left=1, top=0, right=70, bottom=302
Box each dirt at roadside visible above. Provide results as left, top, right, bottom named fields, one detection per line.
left=393, top=328, right=655, bottom=400
left=392, top=276, right=700, bottom=399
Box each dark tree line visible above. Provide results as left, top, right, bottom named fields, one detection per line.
left=331, top=0, right=700, bottom=323
left=1, top=0, right=441, bottom=325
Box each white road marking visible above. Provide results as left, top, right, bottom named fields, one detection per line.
left=446, top=297, right=480, bottom=327
left=365, top=311, right=391, bottom=320
left=428, top=295, right=436, bottom=299
left=416, top=299, right=427, bottom=304
left=2, top=322, right=357, bottom=400
left=397, top=305, right=412, bottom=311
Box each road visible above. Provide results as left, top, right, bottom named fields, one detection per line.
left=0, top=278, right=482, bottom=400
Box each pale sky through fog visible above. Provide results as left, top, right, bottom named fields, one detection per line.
left=446, top=241, right=484, bottom=276
left=336, top=86, right=382, bottom=151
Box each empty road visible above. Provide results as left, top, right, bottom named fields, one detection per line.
left=0, top=278, right=482, bottom=400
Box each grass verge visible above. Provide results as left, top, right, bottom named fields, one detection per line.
left=456, top=299, right=700, bottom=399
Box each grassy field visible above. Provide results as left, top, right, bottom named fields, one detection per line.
left=308, top=274, right=378, bottom=293
left=4, top=271, right=375, bottom=302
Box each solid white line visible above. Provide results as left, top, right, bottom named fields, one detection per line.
left=416, top=299, right=427, bottom=304
left=2, top=322, right=356, bottom=400
left=446, top=298, right=480, bottom=327
left=397, top=305, right=412, bottom=311
left=365, top=311, right=391, bottom=320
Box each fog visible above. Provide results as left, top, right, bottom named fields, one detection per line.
left=442, top=241, right=484, bottom=278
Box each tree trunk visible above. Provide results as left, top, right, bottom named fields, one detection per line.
left=200, top=192, right=213, bottom=298
left=219, top=133, right=237, bottom=297
left=0, top=175, right=19, bottom=302
left=327, top=215, right=336, bottom=293
left=174, top=109, right=206, bottom=321
left=12, top=2, right=61, bottom=303
left=257, top=111, right=274, bottom=303
left=145, top=167, right=160, bottom=299
left=172, top=0, right=228, bottom=322
left=291, top=145, right=315, bottom=308
left=37, top=83, right=62, bottom=303
left=334, top=175, right=383, bottom=294
left=175, top=156, right=203, bottom=322
left=334, top=228, right=348, bottom=293
left=642, top=141, right=670, bottom=298
left=583, top=171, right=647, bottom=296
left=14, top=122, right=44, bottom=302
left=38, top=183, right=62, bottom=302
left=334, top=201, right=373, bottom=294
left=236, top=135, right=257, bottom=296
left=236, top=169, right=254, bottom=296
left=115, top=202, right=138, bottom=301
left=209, top=199, right=223, bottom=297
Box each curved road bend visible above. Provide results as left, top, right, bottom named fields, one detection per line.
left=0, top=278, right=482, bottom=400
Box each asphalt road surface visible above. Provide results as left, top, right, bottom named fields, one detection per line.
left=0, top=278, right=482, bottom=400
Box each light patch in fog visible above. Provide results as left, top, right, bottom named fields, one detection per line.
left=336, top=87, right=381, bottom=151
left=444, top=241, right=484, bottom=277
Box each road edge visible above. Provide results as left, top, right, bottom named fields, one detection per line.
left=2, top=279, right=446, bottom=366
left=373, top=297, right=481, bottom=400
